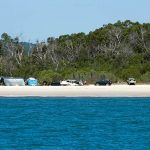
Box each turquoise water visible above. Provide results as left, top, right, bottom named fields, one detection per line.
left=0, top=97, right=150, bottom=150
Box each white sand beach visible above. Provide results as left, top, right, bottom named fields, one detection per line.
left=0, top=85, right=149, bottom=97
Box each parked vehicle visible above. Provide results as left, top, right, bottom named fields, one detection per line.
left=95, top=79, right=112, bottom=86
left=0, top=77, right=25, bottom=86
left=127, top=78, right=136, bottom=85
left=50, top=81, right=61, bottom=86
left=60, top=80, right=83, bottom=86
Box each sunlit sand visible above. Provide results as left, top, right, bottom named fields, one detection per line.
left=0, top=85, right=149, bottom=97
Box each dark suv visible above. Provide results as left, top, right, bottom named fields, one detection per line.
left=95, top=79, right=112, bottom=86
left=50, top=81, right=61, bottom=86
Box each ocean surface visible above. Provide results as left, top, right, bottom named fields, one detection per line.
left=0, top=97, right=150, bottom=150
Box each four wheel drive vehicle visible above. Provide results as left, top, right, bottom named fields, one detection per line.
left=60, top=80, right=83, bottom=86
left=127, top=78, right=136, bottom=85
left=95, top=79, right=112, bottom=86
left=50, top=81, right=61, bottom=86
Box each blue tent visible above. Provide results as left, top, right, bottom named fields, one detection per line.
left=26, top=78, right=38, bottom=86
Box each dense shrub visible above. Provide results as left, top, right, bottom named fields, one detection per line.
left=140, top=72, right=150, bottom=83
left=37, top=70, right=62, bottom=84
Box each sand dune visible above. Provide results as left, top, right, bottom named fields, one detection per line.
left=0, top=85, right=149, bottom=97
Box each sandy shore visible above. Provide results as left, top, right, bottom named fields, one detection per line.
left=0, top=85, right=149, bottom=97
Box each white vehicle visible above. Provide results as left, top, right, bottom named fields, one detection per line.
left=60, top=80, right=83, bottom=86
left=0, top=77, right=25, bottom=86
left=127, top=78, right=136, bottom=85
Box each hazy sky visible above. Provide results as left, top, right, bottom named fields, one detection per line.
left=0, top=0, right=149, bottom=42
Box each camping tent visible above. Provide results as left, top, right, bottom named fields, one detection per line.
left=26, top=77, right=38, bottom=86
left=0, top=77, right=25, bottom=86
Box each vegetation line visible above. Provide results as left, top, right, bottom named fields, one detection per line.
left=0, top=20, right=150, bottom=84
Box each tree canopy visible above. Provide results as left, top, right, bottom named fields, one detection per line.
left=0, top=20, right=150, bottom=83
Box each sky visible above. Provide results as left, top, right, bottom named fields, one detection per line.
left=0, top=0, right=149, bottom=42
